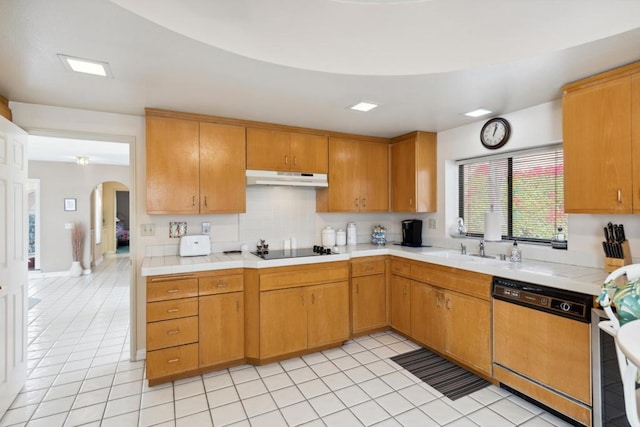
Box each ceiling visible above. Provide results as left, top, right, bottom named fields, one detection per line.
left=1, top=0, right=640, bottom=142
left=28, top=135, right=129, bottom=166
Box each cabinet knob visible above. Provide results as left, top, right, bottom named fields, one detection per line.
left=204, top=196, right=208, bottom=207
left=362, top=198, right=366, bottom=208
left=167, top=308, right=179, bottom=313
left=167, top=329, right=181, bottom=335
left=403, top=285, right=407, bottom=295
left=356, top=284, right=359, bottom=294
left=285, top=155, right=289, bottom=165
left=216, top=281, right=227, bottom=288
left=409, top=198, right=413, bottom=206
left=192, top=196, right=196, bottom=207
left=167, top=289, right=179, bottom=294
left=293, top=156, right=297, bottom=166
left=445, top=298, right=451, bottom=310
left=354, top=198, right=359, bottom=207
left=167, top=358, right=180, bottom=364
left=435, top=295, right=440, bottom=307
left=617, top=189, right=622, bottom=203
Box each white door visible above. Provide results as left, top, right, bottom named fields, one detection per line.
left=0, top=116, right=28, bottom=417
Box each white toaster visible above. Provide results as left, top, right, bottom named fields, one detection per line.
left=179, top=235, right=211, bottom=257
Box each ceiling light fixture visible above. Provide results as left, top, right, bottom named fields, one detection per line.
left=76, top=156, right=90, bottom=166
left=348, top=101, right=380, bottom=112
left=464, top=108, right=492, bottom=118
left=58, top=54, right=113, bottom=77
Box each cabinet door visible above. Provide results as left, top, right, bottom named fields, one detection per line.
left=352, top=274, right=387, bottom=334
left=199, top=293, right=244, bottom=368
left=199, top=122, right=246, bottom=213
left=146, top=116, right=200, bottom=214
left=260, top=288, right=307, bottom=359
left=327, top=138, right=363, bottom=212
left=308, top=282, right=350, bottom=348
left=246, top=128, right=290, bottom=171
left=289, top=133, right=328, bottom=173
left=445, top=291, right=491, bottom=375
left=563, top=76, right=633, bottom=213
left=410, top=282, right=445, bottom=352
left=632, top=74, right=640, bottom=213
left=390, top=275, right=411, bottom=335
left=391, top=139, right=415, bottom=212
left=363, top=141, right=389, bottom=212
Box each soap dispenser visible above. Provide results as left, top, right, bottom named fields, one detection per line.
left=510, top=240, right=522, bottom=262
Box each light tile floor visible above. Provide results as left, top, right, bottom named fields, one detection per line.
left=0, top=257, right=577, bottom=427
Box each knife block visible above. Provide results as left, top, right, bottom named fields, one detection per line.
left=604, top=240, right=632, bottom=273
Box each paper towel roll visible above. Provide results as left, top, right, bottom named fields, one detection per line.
left=484, top=212, right=502, bottom=241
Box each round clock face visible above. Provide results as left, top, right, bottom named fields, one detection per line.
left=480, top=118, right=510, bottom=149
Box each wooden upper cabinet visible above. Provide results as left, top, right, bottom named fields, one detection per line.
left=246, top=128, right=328, bottom=173
left=391, top=132, right=437, bottom=213
left=562, top=62, right=640, bottom=214
left=199, top=122, right=246, bottom=213
left=146, top=116, right=200, bottom=214
left=146, top=114, right=247, bottom=214
left=318, top=137, right=389, bottom=212
left=289, top=133, right=328, bottom=173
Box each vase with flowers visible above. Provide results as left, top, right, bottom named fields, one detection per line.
left=70, top=222, right=84, bottom=277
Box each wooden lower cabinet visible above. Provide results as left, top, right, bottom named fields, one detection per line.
left=307, top=282, right=350, bottom=348
left=245, top=262, right=350, bottom=363
left=199, top=292, right=244, bottom=368
left=351, top=257, right=387, bottom=335
left=259, top=287, right=308, bottom=359
left=390, top=274, right=411, bottom=336
left=146, top=269, right=244, bottom=385
left=391, top=257, right=492, bottom=376
left=410, top=282, right=445, bottom=352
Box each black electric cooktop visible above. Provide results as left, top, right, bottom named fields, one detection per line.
left=251, top=247, right=333, bottom=260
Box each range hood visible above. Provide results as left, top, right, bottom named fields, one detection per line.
left=246, top=170, right=328, bottom=187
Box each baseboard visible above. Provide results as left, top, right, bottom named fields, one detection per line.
left=137, top=348, right=146, bottom=361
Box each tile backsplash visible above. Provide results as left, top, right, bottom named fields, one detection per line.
left=143, top=186, right=432, bottom=256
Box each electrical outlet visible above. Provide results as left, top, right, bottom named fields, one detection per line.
left=428, top=218, right=437, bottom=229
left=201, top=222, right=211, bottom=234
left=141, top=223, right=155, bottom=237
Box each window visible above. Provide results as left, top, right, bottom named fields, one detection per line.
left=458, top=144, right=567, bottom=243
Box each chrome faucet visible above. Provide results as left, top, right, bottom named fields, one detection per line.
left=460, top=243, right=467, bottom=255
left=479, top=239, right=485, bottom=257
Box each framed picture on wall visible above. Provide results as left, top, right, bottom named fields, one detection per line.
left=64, top=198, right=77, bottom=211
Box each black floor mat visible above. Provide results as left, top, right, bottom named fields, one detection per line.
left=391, top=348, right=490, bottom=400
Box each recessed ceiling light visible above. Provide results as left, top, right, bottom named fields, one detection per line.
left=348, top=101, right=380, bottom=112
left=464, top=108, right=492, bottom=118
left=76, top=156, right=90, bottom=166
left=58, top=54, right=113, bottom=77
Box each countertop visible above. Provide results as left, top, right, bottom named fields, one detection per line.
left=141, top=244, right=609, bottom=296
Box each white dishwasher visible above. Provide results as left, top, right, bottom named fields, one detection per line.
left=492, top=277, right=594, bottom=427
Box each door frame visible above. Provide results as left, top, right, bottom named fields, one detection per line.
left=25, top=128, right=137, bottom=361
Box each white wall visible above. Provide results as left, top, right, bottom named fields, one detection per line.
left=28, top=161, right=129, bottom=272
left=436, top=100, right=640, bottom=269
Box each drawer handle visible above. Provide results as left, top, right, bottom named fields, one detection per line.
left=167, top=358, right=180, bottom=364
left=216, top=281, right=228, bottom=288
left=364, top=266, right=373, bottom=271
left=167, top=329, right=181, bottom=335
left=167, top=308, right=179, bottom=313
left=167, top=289, right=179, bottom=293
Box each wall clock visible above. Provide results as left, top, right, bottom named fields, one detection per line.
left=480, top=117, right=511, bottom=149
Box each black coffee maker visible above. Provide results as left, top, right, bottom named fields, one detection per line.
left=401, top=219, right=423, bottom=247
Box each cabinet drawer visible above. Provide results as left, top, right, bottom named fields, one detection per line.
left=147, top=316, right=198, bottom=351
left=260, top=263, right=348, bottom=291
left=200, top=274, right=243, bottom=295
left=412, top=263, right=491, bottom=300
left=390, top=259, right=411, bottom=277
left=146, top=343, right=198, bottom=380
left=147, top=298, right=198, bottom=322
left=147, top=278, right=198, bottom=302
left=351, top=259, right=385, bottom=277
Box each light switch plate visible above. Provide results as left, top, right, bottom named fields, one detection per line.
left=201, top=222, right=211, bottom=234
left=428, top=218, right=437, bottom=229
left=141, top=223, right=155, bottom=237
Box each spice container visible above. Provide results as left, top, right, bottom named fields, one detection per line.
left=336, top=229, right=346, bottom=246
left=371, top=225, right=387, bottom=246
left=347, top=222, right=357, bottom=245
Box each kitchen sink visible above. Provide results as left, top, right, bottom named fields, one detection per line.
left=422, top=250, right=498, bottom=263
